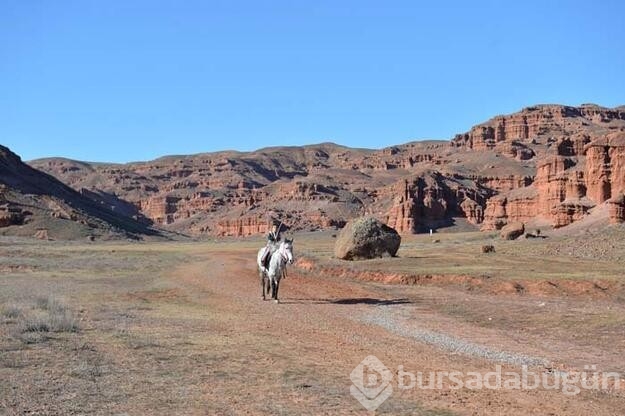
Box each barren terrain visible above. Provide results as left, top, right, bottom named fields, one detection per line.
left=27, top=104, right=625, bottom=238
left=1, top=229, right=624, bottom=415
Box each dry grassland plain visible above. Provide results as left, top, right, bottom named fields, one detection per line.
left=1, top=228, right=624, bottom=415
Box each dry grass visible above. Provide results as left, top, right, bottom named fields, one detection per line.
left=2, top=304, right=23, bottom=319
left=0, top=238, right=463, bottom=415
left=3, top=297, right=80, bottom=345
left=1, top=234, right=624, bottom=415
left=295, top=229, right=625, bottom=281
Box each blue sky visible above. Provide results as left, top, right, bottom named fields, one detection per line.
left=1, top=0, right=624, bottom=162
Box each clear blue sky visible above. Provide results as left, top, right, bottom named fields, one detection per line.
left=2, top=0, right=624, bottom=162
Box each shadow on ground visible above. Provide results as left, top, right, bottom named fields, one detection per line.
left=277, top=297, right=412, bottom=305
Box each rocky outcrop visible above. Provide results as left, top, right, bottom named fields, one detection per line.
left=334, top=217, right=401, bottom=260
left=33, top=228, right=50, bottom=240
left=216, top=216, right=272, bottom=237
left=500, top=221, right=525, bottom=240
left=473, top=106, right=625, bottom=230
left=141, top=196, right=180, bottom=225
left=384, top=174, right=491, bottom=233
left=533, top=156, right=594, bottom=227
left=27, top=105, right=625, bottom=237
left=607, top=194, right=625, bottom=223
left=459, top=198, right=484, bottom=225
left=584, top=132, right=625, bottom=203
left=0, top=145, right=160, bottom=240
left=452, top=104, right=625, bottom=150
left=482, top=196, right=508, bottom=230
left=385, top=180, right=417, bottom=233
left=556, top=134, right=591, bottom=156
left=535, top=156, right=574, bottom=216
left=0, top=204, right=26, bottom=227
left=481, top=187, right=538, bottom=230
left=474, top=176, right=533, bottom=193
left=552, top=198, right=595, bottom=228
left=483, top=155, right=597, bottom=229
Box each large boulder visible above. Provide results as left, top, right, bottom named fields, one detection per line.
left=500, top=221, right=525, bottom=240
left=334, top=217, right=401, bottom=260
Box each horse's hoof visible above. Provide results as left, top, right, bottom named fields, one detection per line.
left=274, top=299, right=279, bottom=304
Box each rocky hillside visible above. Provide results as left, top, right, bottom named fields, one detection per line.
left=0, top=145, right=162, bottom=240
left=451, top=104, right=625, bottom=230
left=29, top=104, right=625, bottom=237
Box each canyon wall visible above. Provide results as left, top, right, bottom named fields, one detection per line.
left=26, top=105, right=625, bottom=237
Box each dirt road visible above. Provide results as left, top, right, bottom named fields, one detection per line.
left=170, top=246, right=625, bottom=415
left=1, top=240, right=624, bottom=415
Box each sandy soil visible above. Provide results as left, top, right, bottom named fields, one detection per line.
left=1, top=234, right=624, bottom=415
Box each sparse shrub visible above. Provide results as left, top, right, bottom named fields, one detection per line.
left=13, top=297, right=79, bottom=343
left=482, top=244, right=495, bottom=253
left=36, top=296, right=67, bottom=313
left=15, top=331, right=49, bottom=344
left=2, top=304, right=23, bottom=319
left=71, top=361, right=103, bottom=379
left=20, top=315, right=51, bottom=333
left=49, top=309, right=79, bottom=332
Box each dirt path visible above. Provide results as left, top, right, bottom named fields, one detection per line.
left=2, top=241, right=623, bottom=415
left=169, top=248, right=625, bottom=415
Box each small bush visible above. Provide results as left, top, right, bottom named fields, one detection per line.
left=482, top=244, right=496, bottom=253
left=14, top=297, right=79, bottom=341
left=20, top=315, right=50, bottom=333
left=16, top=331, right=49, bottom=344
left=49, top=310, right=79, bottom=332
left=71, top=361, right=103, bottom=379
left=36, top=296, right=67, bottom=313
left=2, top=304, right=23, bottom=319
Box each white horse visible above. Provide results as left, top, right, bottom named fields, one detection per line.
left=257, top=242, right=277, bottom=300
left=257, top=239, right=294, bottom=303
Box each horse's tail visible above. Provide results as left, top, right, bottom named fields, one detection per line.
left=257, top=247, right=267, bottom=270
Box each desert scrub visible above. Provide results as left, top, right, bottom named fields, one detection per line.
left=12, top=297, right=79, bottom=342
left=2, top=304, right=23, bottom=319
left=36, top=295, right=67, bottom=313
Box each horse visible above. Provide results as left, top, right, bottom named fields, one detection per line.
left=257, top=239, right=294, bottom=303
left=257, top=241, right=277, bottom=300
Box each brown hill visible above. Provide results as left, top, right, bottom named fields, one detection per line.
left=0, top=145, right=163, bottom=240
left=29, top=104, right=625, bottom=237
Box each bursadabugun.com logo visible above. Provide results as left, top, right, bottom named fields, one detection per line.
left=349, top=355, right=394, bottom=411
left=350, top=356, right=621, bottom=410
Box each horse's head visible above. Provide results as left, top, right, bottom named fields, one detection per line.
left=281, top=238, right=294, bottom=264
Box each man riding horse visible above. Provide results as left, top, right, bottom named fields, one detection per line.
left=260, top=221, right=282, bottom=273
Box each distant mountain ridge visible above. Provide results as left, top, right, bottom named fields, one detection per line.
left=0, top=145, right=162, bottom=240
left=17, top=103, right=625, bottom=238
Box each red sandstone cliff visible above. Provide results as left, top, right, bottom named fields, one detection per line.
left=27, top=104, right=625, bottom=237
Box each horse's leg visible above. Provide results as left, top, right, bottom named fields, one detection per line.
left=267, top=277, right=273, bottom=299
left=259, top=269, right=265, bottom=300
left=274, top=277, right=281, bottom=304
left=271, top=279, right=278, bottom=300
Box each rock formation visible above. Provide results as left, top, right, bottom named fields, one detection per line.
left=607, top=194, right=625, bottom=223
left=0, top=145, right=161, bottom=240
left=500, top=222, right=525, bottom=240
left=24, top=104, right=625, bottom=237
left=584, top=132, right=625, bottom=203
left=334, top=217, right=401, bottom=260
left=467, top=106, right=625, bottom=230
